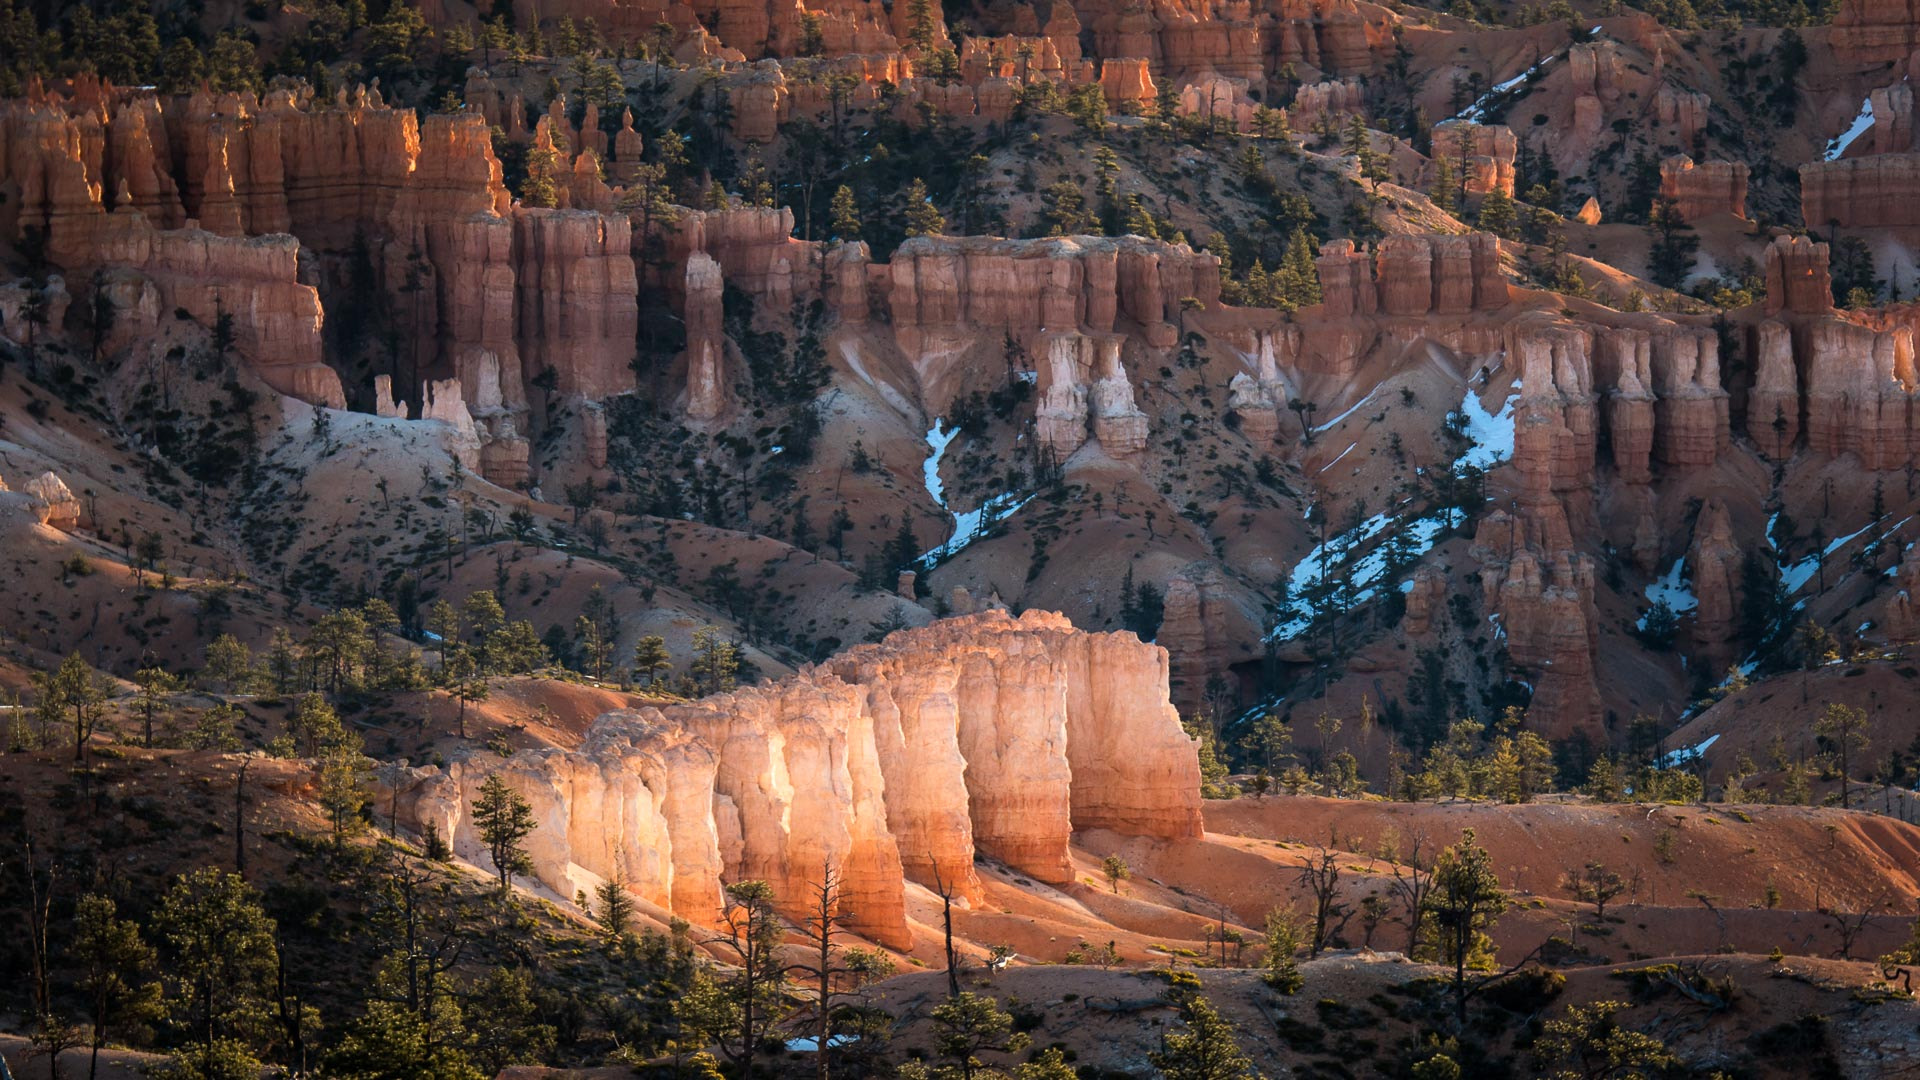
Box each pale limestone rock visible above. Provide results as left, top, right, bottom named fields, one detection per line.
left=24, top=471, right=82, bottom=530
left=382, top=611, right=1201, bottom=948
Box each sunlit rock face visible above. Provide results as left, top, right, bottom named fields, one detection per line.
left=384, top=610, right=1201, bottom=949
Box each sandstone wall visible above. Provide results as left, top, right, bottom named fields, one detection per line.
left=384, top=611, right=1203, bottom=947
left=1801, top=153, right=1920, bottom=229
left=1658, top=155, right=1747, bottom=222
left=1833, top=0, right=1920, bottom=62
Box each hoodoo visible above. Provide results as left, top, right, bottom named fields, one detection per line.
left=383, top=612, right=1200, bottom=948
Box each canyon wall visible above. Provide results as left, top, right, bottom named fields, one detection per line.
left=383, top=611, right=1202, bottom=948
left=1658, top=155, right=1747, bottom=222
left=1801, top=153, right=1920, bottom=229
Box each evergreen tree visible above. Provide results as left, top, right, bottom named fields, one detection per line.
left=472, top=775, right=537, bottom=891
left=1475, top=188, right=1517, bottom=239
left=931, top=993, right=1029, bottom=1080
left=1147, top=994, right=1259, bottom=1080
left=593, top=870, right=635, bottom=948
left=153, top=868, right=280, bottom=1078
left=1814, top=702, right=1870, bottom=809
left=38, top=653, right=109, bottom=764
left=1424, top=829, right=1509, bottom=1023
left=904, top=178, right=946, bottom=237
left=632, top=634, right=672, bottom=686
left=1430, top=156, right=1457, bottom=214
left=829, top=185, right=861, bottom=241
left=1262, top=907, right=1306, bottom=993
left=1646, top=197, right=1699, bottom=288
left=689, top=626, right=740, bottom=695
left=906, top=0, right=935, bottom=51
left=1278, top=228, right=1322, bottom=311
left=73, top=893, right=160, bottom=1080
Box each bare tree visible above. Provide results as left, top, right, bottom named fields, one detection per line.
left=931, top=863, right=961, bottom=999
left=1299, top=844, right=1351, bottom=957
left=1822, top=889, right=1890, bottom=960
left=786, top=859, right=853, bottom=1080
left=1559, top=862, right=1626, bottom=938
left=1385, top=832, right=1434, bottom=958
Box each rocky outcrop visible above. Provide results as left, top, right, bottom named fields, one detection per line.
left=1401, top=566, right=1448, bottom=636
left=1654, top=87, right=1709, bottom=145
left=0, top=274, right=70, bottom=346
left=1157, top=566, right=1234, bottom=715
left=1801, top=153, right=1920, bottom=229
left=1833, top=0, right=1920, bottom=62
left=1649, top=327, right=1728, bottom=468
left=1749, top=320, right=1799, bottom=460
left=1099, top=58, right=1156, bottom=111
left=1310, top=234, right=1509, bottom=319
left=384, top=612, right=1202, bottom=946
left=88, top=209, right=340, bottom=406
left=1802, top=315, right=1914, bottom=468
left=1228, top=372, right=1281, bottom=441
left=1686, top=500, right=1742, bottom=662
left=682, top=252, right=731, bottom=424
left=1431, top=121, right=1517, bottom=197
left=1883, top=543, right=1920, bottom=642
left=886, top=234, right=1219, bottom=363
left=513, top=208, right=640, bottom=402
left=1035, top=332, right=1149, bottom=458
left=1597, top=327, right=1656, bottom=484
left=1480, top=539, right=1601, bottom=737
left=23, top=471, right=83, bottom=530
left=1866, top=82, right=1916, bottom=155
left=1373, top=234, right=1509, bottom=317
left=1658, top=155, right=1747, bottom=222
left=1088, top=337, right=1149, bottom=454
left=1764, top=235, right=1833, bottom=316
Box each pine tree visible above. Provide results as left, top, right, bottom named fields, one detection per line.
left=594, top=870, right=635, bottom=948
left=904, top=178, right=946, bottom=237
left=472, top=775, right=537, bottom=892
left=73, top=894, right=159, bottom=1080
left=688, top=626, right=739, bottom=695
left=1430, top=156, right=1458, bottom=214
left=829, top=185, right=861, bottom=241
left=1262, top=907, right=1306, bottom=993
left=632, top=635, right=672, bottom=686
left=906, top=0, right=935, bottom=51
left=1148, top=994, right=1259, bottom=1080
left=1425, top=829, right=1509, bottom=1023
left=1475, top=188, right=1516, bottom=238
left=152, top=868, right=279, bottom=1078
left=1278, top=228, right=1322, bottom=310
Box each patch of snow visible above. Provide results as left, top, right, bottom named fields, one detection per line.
left=1312, top=389, right=1380, bottom=432
left=769, top=445, right=784, bottom=455
left=1317, top=442, right=1358, bottom=473
left=1459, top=380, right=1519, bottom=470
left=1638, top=556, right=1697, bottom=630
left=1779, top=522, right=1873, bottom=594
left=1015, top=370, right=1038, bottom=384
left=922, top=420, right=960, bottom=509
left=1825, top=96, right=1875, bottom=161
left=1450, top=54, right=1558, bottom=123
left=1268, top=511, right=1444, bottom=640
left=786, top=1036, right=859, bottom=1052
left=1658, top=733, right=1720, bottom=769
left=919, top=490, right=1035, bottom=569
left=916, top=419, right=1033, bottom=568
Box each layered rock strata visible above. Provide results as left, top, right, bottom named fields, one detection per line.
left=383, top=612, right=1202, bottom=948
